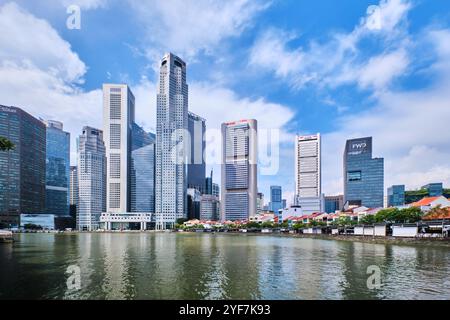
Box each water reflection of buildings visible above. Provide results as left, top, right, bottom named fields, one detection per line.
left=217, top=235, right=260, bottom=299
left=339, top=241, right=386, bottom=300
left=101, top=233, right=132, bottom=299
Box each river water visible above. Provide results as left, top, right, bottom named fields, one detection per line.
left=0, top=233, right=449, bottom=300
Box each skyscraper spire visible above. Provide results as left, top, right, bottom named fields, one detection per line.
left=155, top=53, right=189, bottom=229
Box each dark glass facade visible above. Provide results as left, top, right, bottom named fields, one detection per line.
left=131, top=123, right=155, bottom=213
left=187, top=112, right=206, bottom=193
left=269, top=186, right=283, bottom=213
left=0, top=106, right=46, bottom=226
left=45, top=121, right=70, bottom=216
left=325, top=195, right=344, bottom=213
left=387, top=185, right=405, bottom=207
left=422, top=183, right=443, bottom=197
left=343, top=137, right=384, bottom=208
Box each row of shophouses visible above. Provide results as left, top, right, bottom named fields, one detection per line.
left=183, top=195, right=450, bottom=238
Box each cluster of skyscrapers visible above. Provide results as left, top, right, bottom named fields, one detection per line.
left=0, top=53, right=218, bottom=230
left=2, top=51, right=429, bottom=230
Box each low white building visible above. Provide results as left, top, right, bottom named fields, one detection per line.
left=100, top=212, right=153, bottom=231
left=392, top=224, right=418, bottom=238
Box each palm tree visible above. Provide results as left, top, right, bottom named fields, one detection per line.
left=0, top=136, right=14, bottom=151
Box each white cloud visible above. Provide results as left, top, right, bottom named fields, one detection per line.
left=0, top=2, right=101, bottom=164
left=0, top=2, right=86, bottom=83
left=249, top=0, right=412, bottom=91
left=129, top=0, right=271, bottom=60
left=357, top=49, right=409, bottom=89
left=0, top=1, right=295, bottom=175
left=322, top=29, right=450, bottom=195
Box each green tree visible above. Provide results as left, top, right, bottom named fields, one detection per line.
left=375, top=207, right=422, bottom=223
left=375, top=208, right=399, bottom=223
left=261, top=221, right=274, bottom=229
left=360, top=214, right=376, bottom=225
left=398, top=207, right=423, bottom=223
left=0, top=136, right=14, bottom=151
left=293, top=223, right=306, bottom=230
left=245, top=221, right=261, bottom=229
left=334, top=216, right=355, bottom=227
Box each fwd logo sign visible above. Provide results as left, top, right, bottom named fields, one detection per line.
left=352, top=142, right=367, bottom=149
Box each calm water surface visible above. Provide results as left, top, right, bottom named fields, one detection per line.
left=0, top=233, right=449, bottom=300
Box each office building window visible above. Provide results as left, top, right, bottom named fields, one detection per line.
left=348, top=171, right=362, bottom=182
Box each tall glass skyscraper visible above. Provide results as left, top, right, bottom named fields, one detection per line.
left=103, top=84, right=135, bottom=213
left=131, top=123, right=155, bottom=213
left=221, top=119, right=258, bottom=221
left=77, top=126, right=106, bottom=231
left=155, top=53, right=189, bottom=229
left=344, top=137, right=384, bottom=208
left=0, top=105, right=46, bottom=226
left=187, top=112, right=206, bottom=193
left=269, top=186, right=283, bottom=213
left=44, top=120, right=70, bottom=216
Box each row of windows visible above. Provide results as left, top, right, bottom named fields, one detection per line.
left=109, top=183, right=121, bottom=209
left=109, top=124, right=121, bottom=149
left=109, top=94, right=122, bottom=120
left=109, top=154, right=121, bottom=179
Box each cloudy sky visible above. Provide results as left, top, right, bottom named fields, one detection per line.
left=1, top=0, right=449, bottom=204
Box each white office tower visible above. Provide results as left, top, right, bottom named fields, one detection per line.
left=155, top=53, right=189, bottom=229
left=103, top=84, right=135, bottom=213
left=77, top=127, right=106, bottom=231
left=221, top=120, right=258, bottom=221
left=295, top=134, right=324, bottom=215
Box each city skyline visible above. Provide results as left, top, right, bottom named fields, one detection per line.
left=0, top=0, right=450, bottom=202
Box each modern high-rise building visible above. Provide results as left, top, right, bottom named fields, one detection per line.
left=131, top=123, right=156, bottom=213
left=324, top=195, right=344, bottom=213
left=212, top=183, right=220, bottom=198
left=103, top=84, right=135, bottom=213
left=155, top=53, right=189, bottom=229
left=387, top=185, right=405, bottom=207
left=187, top=188, right=201, bottom=220
left=256, top=192, right=264, bottom=213
left=44, top=120, right=70, bottom=216
left=205, top=177, right=213, bottom=195
left=187, top=112, right=206, bottom=193
left=77, top=126, right=106, bottom=231
left=0, top=105, right=46, bottom=226
left=269, top=186, right=283, bottom=213
left=344, top=137, right=384, bottom=208
left=422, top=183, right=443, bottom=197
left=221, top=119, right=258, bottom=221
left=69, top=166, right=78, bottom=217
left=295, top=134, right=324, bottom=215
left=200, top=195, right=220, bottom=221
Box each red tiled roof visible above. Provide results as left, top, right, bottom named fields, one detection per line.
left=423, top=207, right=450, bottom=220
left=411, top=196, right=441, bottom=207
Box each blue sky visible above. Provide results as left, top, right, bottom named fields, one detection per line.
left=1, top=0, right=450, bottom=204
